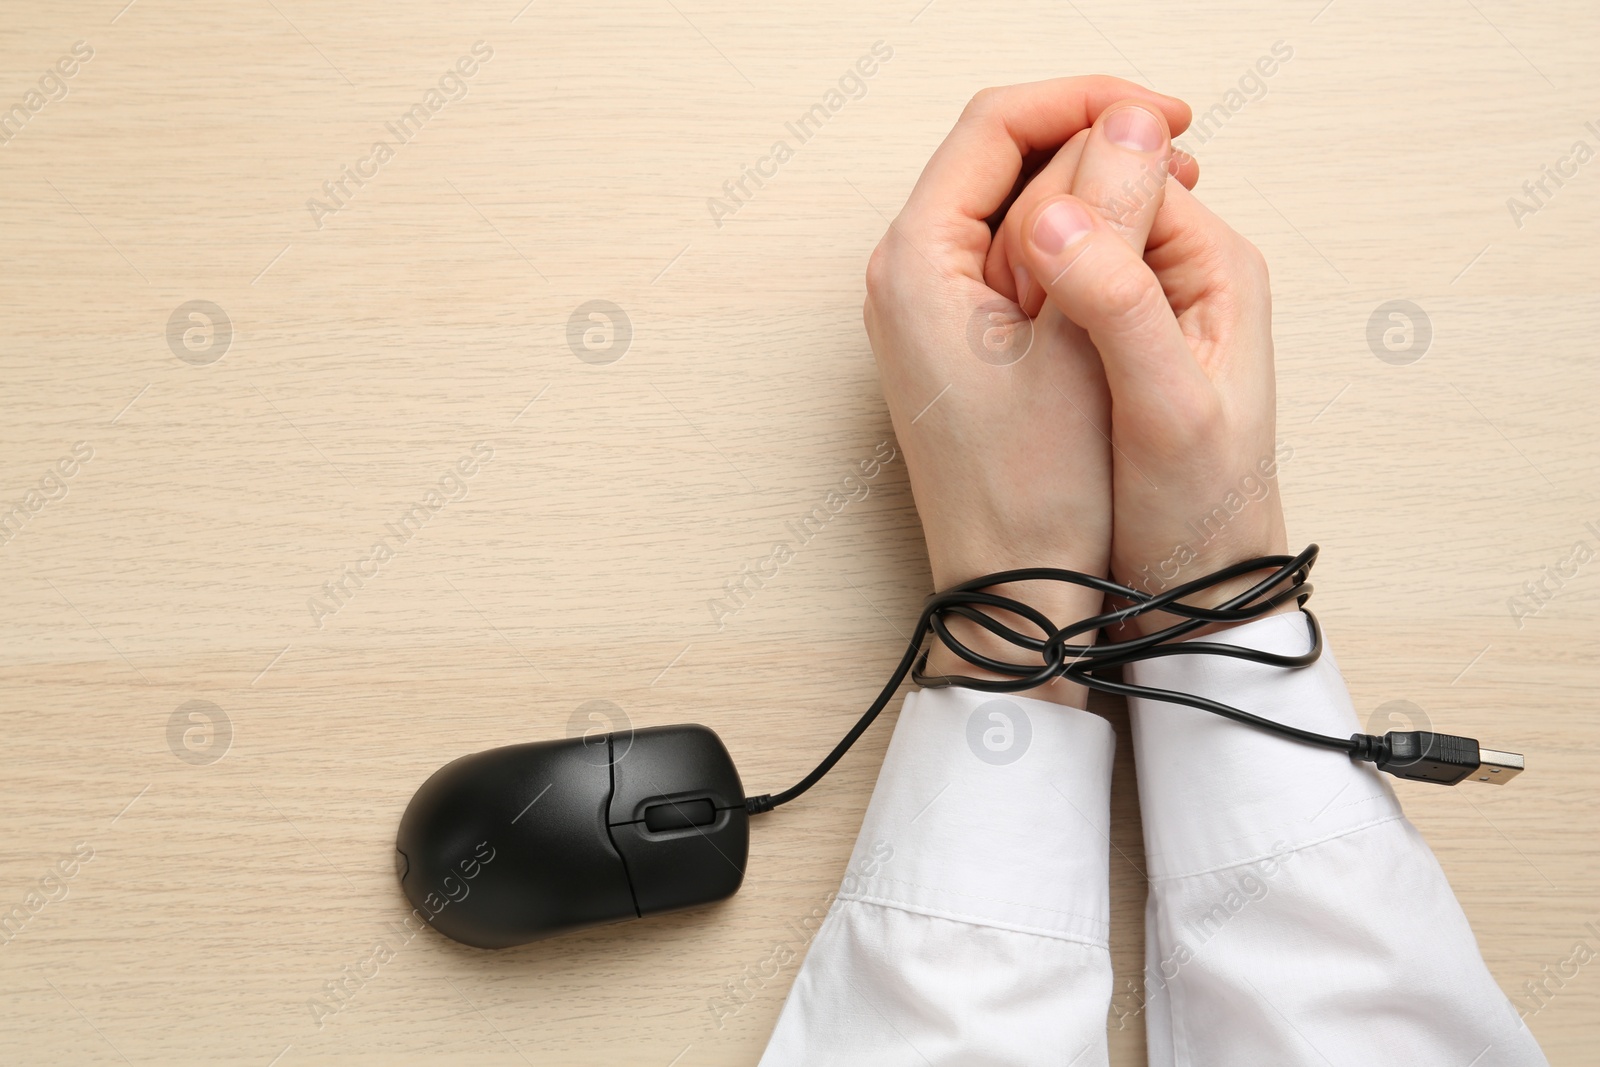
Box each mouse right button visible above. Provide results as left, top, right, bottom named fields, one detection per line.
left=611, top=808, right=748, bottom=915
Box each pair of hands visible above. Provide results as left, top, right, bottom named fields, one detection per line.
left=865, top=77, right=1288, bottom=704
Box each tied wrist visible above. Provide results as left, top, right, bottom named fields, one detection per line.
left=921, top=578, right=1103, bottom=706
left=1120, top=568, right=1298, bottom=638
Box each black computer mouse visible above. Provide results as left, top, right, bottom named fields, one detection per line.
left=395, top=723, right=749, bottom=948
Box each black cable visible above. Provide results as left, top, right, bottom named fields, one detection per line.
left=744, top=545, right=1523, bottom=815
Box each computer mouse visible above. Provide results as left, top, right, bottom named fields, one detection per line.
left=395, top=723, right=749, bottom=948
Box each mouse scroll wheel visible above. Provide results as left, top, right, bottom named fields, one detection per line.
left=643, top=798, right=716, bottom=832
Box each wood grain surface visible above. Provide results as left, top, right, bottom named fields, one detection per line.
left=1, top=1, right=1596, bottom=1064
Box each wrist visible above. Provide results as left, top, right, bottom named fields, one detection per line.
left=1118, top=569, right=1297, bottom=638
left=921, top=575, right=1104, bottom=706
left=1115, top=519, right=1291, bottom=637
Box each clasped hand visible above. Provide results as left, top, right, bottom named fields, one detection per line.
left=865, top=77, right=1288, bottom=704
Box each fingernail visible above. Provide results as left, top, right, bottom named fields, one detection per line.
left=1013, top=264, right=1033, bottom=307
left=1033, top=200, right=1094, bottom=255
left=1104, top=105, right=1164, bottom=153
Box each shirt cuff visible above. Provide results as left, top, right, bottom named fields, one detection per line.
left=835, top=686, right=1117, bottom=948
left=1127, top=611, right=1403, bottom=881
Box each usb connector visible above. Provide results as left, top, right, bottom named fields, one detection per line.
left=1350, top=731, right=1525, bottom=786
left=1472, top=747, right=1526, bottom=785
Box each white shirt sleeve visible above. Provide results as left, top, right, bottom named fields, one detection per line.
left=1128, top=610, right=1547, bottom=1067
left=758, top=685, right=1121, bottom=1067
left=759, top=612, right=1548, bottom=1067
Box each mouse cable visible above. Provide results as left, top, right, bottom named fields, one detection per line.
left=743, top=544, right=1524, bottom=816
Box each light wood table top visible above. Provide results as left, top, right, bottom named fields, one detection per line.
left=2, top=2, right=1596, bottom=1063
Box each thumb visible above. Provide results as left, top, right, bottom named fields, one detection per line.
left=1019, top=194, right=1212, bottom=426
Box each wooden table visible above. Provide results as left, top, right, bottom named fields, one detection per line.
left=2, top=1, right=1595, bottom=1063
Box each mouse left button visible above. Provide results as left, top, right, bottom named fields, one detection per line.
left=608, top=724, right=745, bottom=824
